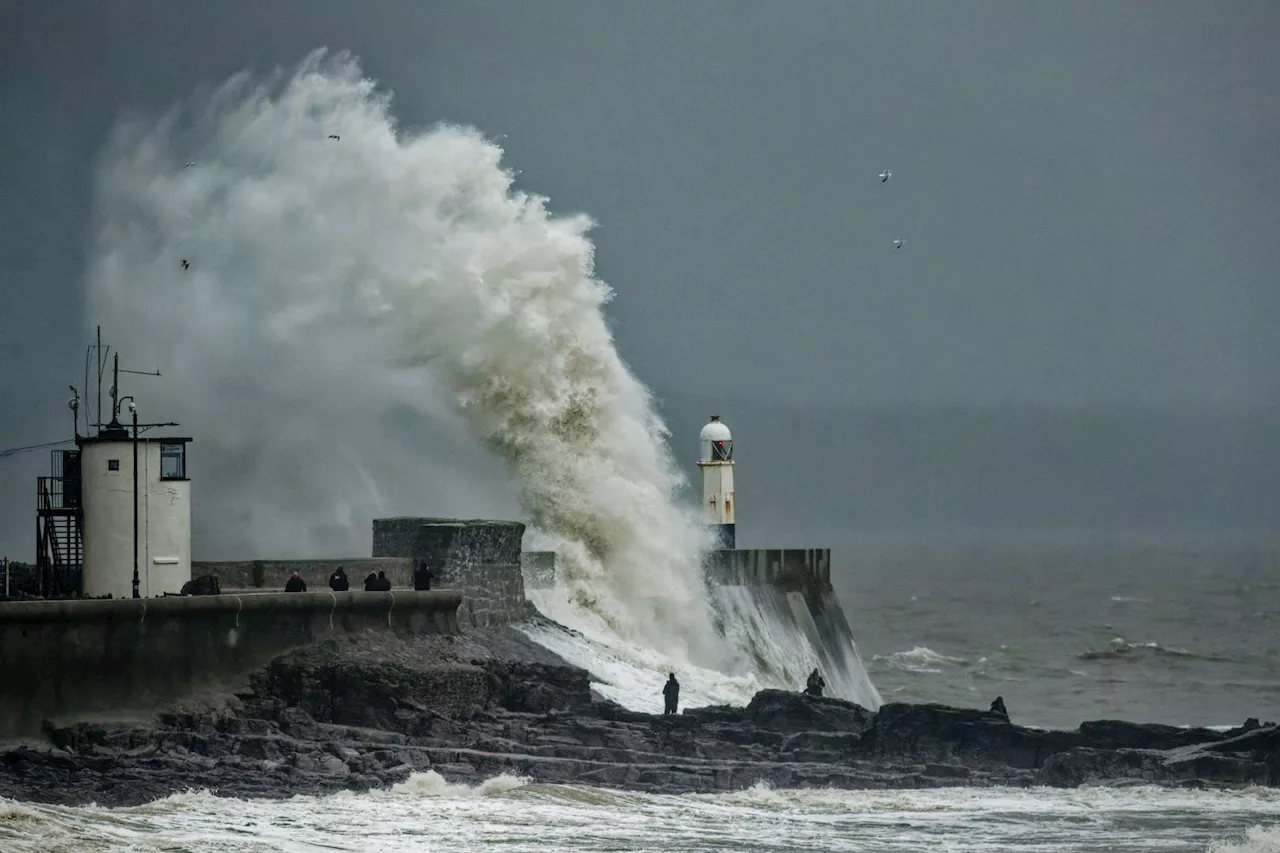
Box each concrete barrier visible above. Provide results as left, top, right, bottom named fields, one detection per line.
left=192, top=558, right=413, bottom=592
left=0, top=590, right=461, bottom=738
left=523, top=549, right=834, bottom=594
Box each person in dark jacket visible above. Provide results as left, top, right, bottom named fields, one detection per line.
left=364, top=572, right=378, bottom=592
left=284, top=571, right=307, bottom=593
left=804, top=668, right=825, bottom=697
left=413, top=560, right=434, bottom=591
left=376, top=570, right=392, bottom=591
left=662, top=673, right=680, bottom=715
left=328, top=566, right=349, bottom=592
left=989, top=696, right=1009, bottom=720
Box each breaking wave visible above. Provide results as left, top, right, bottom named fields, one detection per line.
left=3, top=785, right=1278, bottom=853
left=1210, top=826, right=1280, bottom=853
left=874, top=646, right=968, bottom=674
left=389, top=771, right=528, bottom=799
left=84, top=50, right=871, bottom=702
left=1078, top=637, right=1224, bottom=662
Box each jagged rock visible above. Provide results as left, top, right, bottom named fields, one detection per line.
left=0, top=627, right=1274, bottom=806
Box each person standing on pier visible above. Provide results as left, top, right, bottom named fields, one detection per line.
left=663, top=673, right=680, bottom=715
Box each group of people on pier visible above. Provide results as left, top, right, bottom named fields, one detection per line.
left=281, top=562, right=436, bottom=593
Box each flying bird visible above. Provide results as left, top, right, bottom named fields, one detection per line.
left=328, top=134, right=340, bottom=140
left=879, top=170, right=892, bottom=183
left=184, top=162, right=195, bottom=168
left=893, top=239, right=904, bottom=249
left=180, top=260, right=190, bottom=270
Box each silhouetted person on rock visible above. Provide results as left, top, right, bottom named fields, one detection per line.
left=284, top=571, right=306, bottom=593
left=804, top=668, right=825, bottom=697
left=328, top=566, right=349, bottom=592
left=990, top=696, right=1009, bottom=720
left=364, top=572, right=378, bottom=592
left=376, top=570, right=392, bottom=591
left=413, top=561, right=434, bottom=591
left=663, top=673, right=680, bottom=715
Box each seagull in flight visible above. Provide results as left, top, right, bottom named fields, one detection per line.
left=180, top=259, right=190, bottom=270
left=879, top=169, right=892, bottom=183
left=893, top=239, right=904, bottom=249
left=328, top=134, right=340, bottom=140
left=184, top=162, right=195, bottom=168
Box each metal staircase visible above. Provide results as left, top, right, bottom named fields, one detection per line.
left=36, top=449, right=83, bottom=595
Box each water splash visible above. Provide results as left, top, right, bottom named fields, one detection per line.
left=87, top=49, right=725, bottom=668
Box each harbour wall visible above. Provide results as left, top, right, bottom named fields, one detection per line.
left=521, top=547, right=881, bottom=708
left=193, top=558, right=413, bottom=592
left=193, top=520, right=535, bottom=627
left=521, top=548, right=832, bottom=593
left=0, top=590, right=461, bottom=738
left=373, top=518, right=533, bottom=628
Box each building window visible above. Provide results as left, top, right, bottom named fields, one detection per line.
left=108, top=459, right=120, bottom=472
left=160, top=443, right=186, bottom=480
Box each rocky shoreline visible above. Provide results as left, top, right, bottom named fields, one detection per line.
left=0, top=627, right=1276, bottom=806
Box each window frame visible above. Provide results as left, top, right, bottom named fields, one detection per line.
left=159, top=442, right=187, bottom=481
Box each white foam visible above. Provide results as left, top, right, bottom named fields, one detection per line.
left=389, top=771, right=528, bottom=798
left=1210, top=826, right=1280, bottom=853
left=87, top=50, right=749, bottom=683
left=874, top=645, right=968, bottom=673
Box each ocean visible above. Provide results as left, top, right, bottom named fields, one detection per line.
left=2, top=774, right=1278, bottom=853
left=839, top=541, right=1280, bottom=730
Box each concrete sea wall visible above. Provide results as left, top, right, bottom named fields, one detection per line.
left=520, top=546, right=880, bottom=707
left=0, top=591, right=461, bottom=738
left=521, top=548, right=833, bottom=593
left=193, top=558, right=413, bottom=591
left=373, top=518, right=533, bottom=628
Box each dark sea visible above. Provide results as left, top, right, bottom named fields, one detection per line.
left=837, top=541, right=1280, bottom=730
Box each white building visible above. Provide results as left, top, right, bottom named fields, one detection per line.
left=79, top=426, right=192, bottom=599
left=697, top=415, right=736, bottom=549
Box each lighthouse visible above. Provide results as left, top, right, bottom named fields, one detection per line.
left=697, top=415, right=735, bottom=549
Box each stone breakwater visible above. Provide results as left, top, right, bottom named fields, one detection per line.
left=0, top=628, right=1275, bottom=806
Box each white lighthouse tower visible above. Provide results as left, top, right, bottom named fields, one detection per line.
left=698, top=415, right=735, bottom=549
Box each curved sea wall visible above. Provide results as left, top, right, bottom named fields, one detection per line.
left=0, top=591, right=461, bottom=738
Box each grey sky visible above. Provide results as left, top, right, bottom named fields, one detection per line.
left=3, top=1, right=1279, bottom=559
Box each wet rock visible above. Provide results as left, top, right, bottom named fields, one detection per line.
left=1, top=627, right=1275, bottom=806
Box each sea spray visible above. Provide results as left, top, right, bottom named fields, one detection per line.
left=86, top=50, right=727, bottom=669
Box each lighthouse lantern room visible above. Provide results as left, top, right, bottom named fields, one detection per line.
left=697, top=415, right=735, bottom=549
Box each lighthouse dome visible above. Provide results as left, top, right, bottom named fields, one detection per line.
left=699, top=415, right=733, bottom=462
left=699, top=418, right=732, bottom=443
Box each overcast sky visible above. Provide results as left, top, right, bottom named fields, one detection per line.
left=2, top=1, right=1279, bottom=560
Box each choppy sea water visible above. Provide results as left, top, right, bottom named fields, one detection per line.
left=3, top=543, right=1276, bottom=850
left=838, top=542, right=1280, bottom=730
left=2, top=773, right=1278, bottom=853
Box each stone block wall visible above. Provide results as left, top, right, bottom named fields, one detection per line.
left=372, top=518, right=533, bottom=628
left=524, top=548, right=833, bottom=595
left=193, top=558, right=413, bottom=592
left=704, top=549, right=832, bottom=594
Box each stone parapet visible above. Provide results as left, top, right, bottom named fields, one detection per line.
left=193, top=558, right=413, bottom=591
left=372, top=518, right=532, bottom=627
